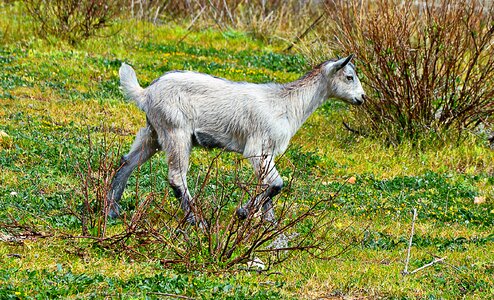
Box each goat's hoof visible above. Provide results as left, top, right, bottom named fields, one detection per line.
left=185, top=214, right=196, bottom=225
left=198, top=219, right=209, bottom=230
left=236, top=207, right=248, bottom=220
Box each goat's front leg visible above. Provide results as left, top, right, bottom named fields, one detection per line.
left=237, top=154, right=283, bottom=223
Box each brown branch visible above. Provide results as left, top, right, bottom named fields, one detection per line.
left=285, top=13, right=326, bottom=52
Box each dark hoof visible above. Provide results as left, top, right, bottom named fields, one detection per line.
left=236, top=207, right=248, bottom=220
left=185, top=214, right=196, bottom=225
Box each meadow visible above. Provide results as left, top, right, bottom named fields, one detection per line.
left=1, top=2, right=494, bottom=299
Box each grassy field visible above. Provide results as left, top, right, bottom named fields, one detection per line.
left=1, top=4, right=494, bottom=299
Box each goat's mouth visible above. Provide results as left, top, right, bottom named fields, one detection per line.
left=353, top=95, right=366, bottom=105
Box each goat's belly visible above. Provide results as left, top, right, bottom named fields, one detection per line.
left=192, top=130, right=244, bottom=153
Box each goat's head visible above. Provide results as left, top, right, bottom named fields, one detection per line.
left=323, top=54, right=366, bottom=105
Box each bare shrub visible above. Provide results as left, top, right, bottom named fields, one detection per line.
left=24, top=0, right=123, bottom=44
left=320, top=0, right=494, bottom=143
left=67, top=129, right=366, bottom=271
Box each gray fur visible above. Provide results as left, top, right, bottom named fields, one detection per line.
left=108, top=56, right=366, bottom=223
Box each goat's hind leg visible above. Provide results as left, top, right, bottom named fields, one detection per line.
left=107, top=126, right=159, bottom=218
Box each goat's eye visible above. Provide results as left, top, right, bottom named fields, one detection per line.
left=346, top=76, right=354, bottom=81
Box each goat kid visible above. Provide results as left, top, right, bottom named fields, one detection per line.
left=107, top=55, right=366, bottom=224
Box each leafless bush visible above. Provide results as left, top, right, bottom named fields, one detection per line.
left=24, top=0, right=123, bottom=44
left=142, top=154, right=363, bottom=270
left=320, top=0, right=494, bottom=143
left=67, top=129, right=366, bottom=271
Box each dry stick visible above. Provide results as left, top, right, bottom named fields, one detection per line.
left=403, top=208, right=446, bottom=275
left=285, top=13, right=325, bottom=52
left=342, top=121, right=363, bottom=135
left=177, top=5, right=206, bottom=44
left=403, top=208, right=417, bottom=275
left=153, top=6, right=161, bottom=24
left=408, top=256, right=447, bottom=275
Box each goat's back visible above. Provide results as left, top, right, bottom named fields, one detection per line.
left=141, top=71, right=291, bottom=154
left=144, top=71, right=279, bottom=123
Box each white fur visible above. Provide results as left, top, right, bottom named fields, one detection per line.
left=110, top=57, right=366, bottom=222
left=120, top=57, right=365, bottom=157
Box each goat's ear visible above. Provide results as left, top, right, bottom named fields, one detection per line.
left=325, top=54, right=354, bottom=75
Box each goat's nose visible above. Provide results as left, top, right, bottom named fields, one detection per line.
left=354, top=94, right=365, bottom=105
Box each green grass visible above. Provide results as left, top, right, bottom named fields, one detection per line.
left=1, top=3, right=494, bottom=299
left=1, top=244, right=282, bottom=299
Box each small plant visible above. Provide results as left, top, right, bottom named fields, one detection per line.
left=70, top=126, right=122, bottom=237
left=24, top=0, right=122, bottom=44
left=321, top=0, right=494, bottom=143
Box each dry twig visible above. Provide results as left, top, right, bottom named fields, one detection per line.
left=402, top=208, right=446, bottom=275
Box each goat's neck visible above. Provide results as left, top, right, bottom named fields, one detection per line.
left=283, top=75, right=330, bottom=133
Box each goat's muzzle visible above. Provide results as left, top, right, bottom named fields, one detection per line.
left=354, top=94, right=366, bottom=105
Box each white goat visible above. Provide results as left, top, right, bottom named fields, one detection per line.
left=108, top=55, right=366, bottom=223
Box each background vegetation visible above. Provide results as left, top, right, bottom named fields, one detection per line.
left=323, top=0, right=494, bottom=143
left=1, top=0, right=493, bottom=298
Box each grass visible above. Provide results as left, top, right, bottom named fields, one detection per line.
left=1, top=242, right=281, bottom=299
left=1, top=3, right=494, bottom=299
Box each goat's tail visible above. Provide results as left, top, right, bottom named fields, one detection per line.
left=119, top=63, right=145, bottom=108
